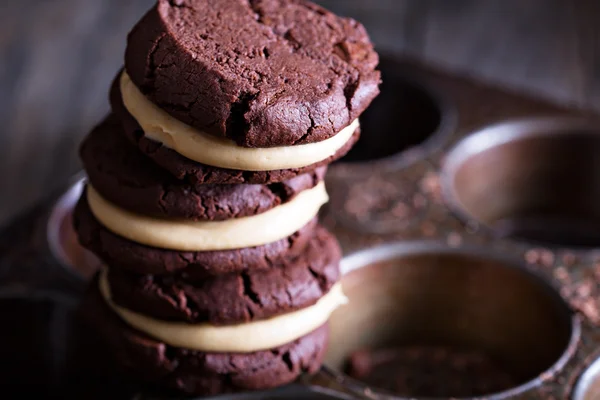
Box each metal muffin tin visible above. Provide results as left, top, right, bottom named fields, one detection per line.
left=2, top=56, right=600, bottom=399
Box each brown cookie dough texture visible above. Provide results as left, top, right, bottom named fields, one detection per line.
left=125, top=0, right=380, bottom=148
left=81, top=280, right=328, bottom=396
left=81, top=116, right=326, bottom=220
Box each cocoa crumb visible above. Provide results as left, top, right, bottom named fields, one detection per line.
left=421, top=222, right=436, bottom=237
left=420, top=172, right=442, bottom=202
left=412, top=193, right=427, bottom=209
left=540, top=250, right=555, bottom=267
left=447, top=232, right=462, bottom=247
left=561, top=252, right=578, bottom=266
left=560, top=286, right=573, bottom=298
left=340, top=175, right=421, bottom=227
left=524, top=248, right=555, bottom=267
left=573, top=298, right=600, bottom=325
left=525, top=249, right=541, bottom=265
left=594, top=263, right=600, bottom=281
left=391, top=202, right=409, bottom=218
left=575, top=279, right=593, bottom=298
left=553, top=267, right=570, bottom=284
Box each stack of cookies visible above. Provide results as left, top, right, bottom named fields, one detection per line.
left=74, top=0, right=380, bottom=395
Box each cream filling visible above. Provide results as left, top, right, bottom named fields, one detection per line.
left=99, top=270, right=348, bottom=352
left=87, top=183, right=328, bottom=251
left=120, top=72, right=359, bottom=171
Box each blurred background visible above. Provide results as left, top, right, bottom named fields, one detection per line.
left=0, top=0, right=598, bottom=226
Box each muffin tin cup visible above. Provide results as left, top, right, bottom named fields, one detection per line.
left=329, top=60, right=456, bottom=178
left=3, top=55, right=600, bottom=398
left=441, top=117, right=600, bottom=249
left=320, top=242, right=580, bottom=399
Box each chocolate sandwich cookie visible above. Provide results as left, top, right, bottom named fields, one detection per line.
left=105, top=224, right=341, bottom=324
left=124, top=0, right=379, bottom=148
left=82, top=116, right=326, bottom=220
left=73, top=192, right=318, bottom=277
left=110, top=78, right=360, bottom=184
left=81, top=280, right=329, bottom=396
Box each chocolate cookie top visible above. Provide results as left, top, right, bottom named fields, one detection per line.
left=82, top=116, right=326, bottom=220
left=110, top=78, right=360, bottom=184
left=73, top=192, right=318, bottom=277
left=125, top=0, right=380, bottom=148
left=106, top=223, right=341, bottom=324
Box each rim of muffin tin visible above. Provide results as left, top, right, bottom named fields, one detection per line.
left=572, top=351, right=600, bottom=400
left=47, top=172, right=88, bottom=283
left=441, top=115, right=600, bottom=251
left=330, top=68, right=458, bottom=177
left=321, top=241, right=582, bottom=400
left=196, top=384, right=356, bottom=399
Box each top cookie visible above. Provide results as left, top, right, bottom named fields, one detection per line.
left=125, top=0, right=380, bottom=148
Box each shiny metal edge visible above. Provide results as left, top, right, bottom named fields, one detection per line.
left=46, top=174, right=86, bottom=280
left=136, top=384, right=356, bottom=400
left=572, top=355, right=600, bottom=400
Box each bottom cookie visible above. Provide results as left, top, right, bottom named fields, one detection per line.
left=80, top=278, right=329, bottom=396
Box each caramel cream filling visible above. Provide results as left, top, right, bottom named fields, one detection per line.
left=120, top=72, right=359, bottom=171
left=99, top=270, right=348, bottom=352
left=86, top=183, right=328, bottom=251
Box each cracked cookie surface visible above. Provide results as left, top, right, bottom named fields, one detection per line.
left=105, top=223, right=341, bottom=324
left=125, top=0, right=380, bottom=148
left=82, top=116, right=326, bottom=220
left=73, top=191, right=319, bottom=277
left=81, top=279, right=329, bottom=395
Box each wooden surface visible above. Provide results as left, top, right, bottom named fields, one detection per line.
left=0, top=0, right=599, bottom=225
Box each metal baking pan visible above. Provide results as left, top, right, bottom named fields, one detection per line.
left=2, top=55, right=600, bottom=399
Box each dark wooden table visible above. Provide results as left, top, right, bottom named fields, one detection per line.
left=0, top=0, right=598, bottom=226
